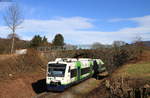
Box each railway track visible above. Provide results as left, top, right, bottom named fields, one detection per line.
left=33, top=77, right=107, bottom=98
left=33, top=92, right=58, bottom=98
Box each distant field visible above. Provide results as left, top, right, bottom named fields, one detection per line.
left=115, top=61, right=150, bottom=78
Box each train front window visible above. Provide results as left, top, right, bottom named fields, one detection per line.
left=48, top=64, right=66, bottom=77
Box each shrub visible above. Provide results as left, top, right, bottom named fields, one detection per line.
left=41, top=44, right=142, bottom=73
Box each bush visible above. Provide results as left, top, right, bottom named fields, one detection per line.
left=0, top=49, right=46, bottom=80
left=41, top=44, right=142, bottom=73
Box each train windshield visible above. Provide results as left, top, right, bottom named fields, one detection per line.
left=48, top=64, right=66, bottom=77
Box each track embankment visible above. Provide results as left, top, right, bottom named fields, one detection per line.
left=34, top=78, right=106, bottom=98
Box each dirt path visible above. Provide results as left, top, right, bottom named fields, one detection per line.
left=0, top=55, right=11, bottom=61
left=34, top=78, right=105, bottom=98
left=0, top=54, right=18, bottom=61
left=0, top=72, right=106, bottom=98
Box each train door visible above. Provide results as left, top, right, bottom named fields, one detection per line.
left=77, top=66, right=81, bottom=80
left=76, top=61, right=81, bottom=81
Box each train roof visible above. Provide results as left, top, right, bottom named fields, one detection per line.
left=48, top=58, right=104, bottom=64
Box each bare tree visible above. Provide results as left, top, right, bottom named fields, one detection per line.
left=3, top=4, right=23, bottom=54
left=113, top=41, right=126, bottom=47
left=7, top=33, right=20, bottom=40
left=91, top=42, right=104, bottom=49
left=133, top=35, right=144, bottom=57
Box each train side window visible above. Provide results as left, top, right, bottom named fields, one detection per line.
left=71, top=69, right=77, bottom=78
left=81, top=67, right=90, bottom=75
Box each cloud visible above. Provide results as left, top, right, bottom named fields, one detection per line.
left=0, top=15, right=150, bottom=44
left=118, top=16, right=150, bottom=35
left=0, top=26, right=10, bottom=37
left=106, top=15, right=150, bottom=42
left=21, top=17, right=93, bottom=33
left=0, top=17, right=94, bottom=41
left=130, top=15, right=150, bottom=27
left=109, top=15, right=150, bottom=27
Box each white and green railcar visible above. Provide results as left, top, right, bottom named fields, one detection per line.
left=46, top=58, right=106, bottom=91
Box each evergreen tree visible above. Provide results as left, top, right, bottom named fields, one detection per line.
left=42, top=36, right=48, bottom=46
left=42, top=36, right=48, bottom=43
left=30, top=35, right=42, bottom=47
left=52, top=34, right=64, bottom=46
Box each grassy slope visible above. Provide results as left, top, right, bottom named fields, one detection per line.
left=114, top=50, right=150, bottom=79
left=116, top=62, right=150, bottom=78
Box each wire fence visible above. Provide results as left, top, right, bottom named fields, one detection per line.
left=37, top=45, right=92, bottom=52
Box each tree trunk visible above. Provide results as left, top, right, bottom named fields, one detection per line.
left=10, top=30, right=15, bottom=54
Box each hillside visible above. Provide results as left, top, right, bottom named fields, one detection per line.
left=0, top=48, right=149, bottom=98
left=143, top=41, right=150, bottom=47
left=113, top=50, right=150, bottom=79
left=0, top=38, right=29, bottom=54
left=0, top=50, right=47, bottom=98
left=86, top=50, right=150, bottom=98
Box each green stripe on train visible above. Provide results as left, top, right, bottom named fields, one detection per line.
left=75, top=61, right=81, bottom=80
left=76, top=61, right=81, bottom=67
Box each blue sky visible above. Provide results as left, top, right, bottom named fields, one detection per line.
left=0, top=0, right=150, bottom=44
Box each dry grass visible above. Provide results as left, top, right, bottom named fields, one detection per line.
left=0, top=49, right=46, bottom=81
left=115, top=61, right=150, bottom=79
left=113, top=50, right=150, bottom=79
